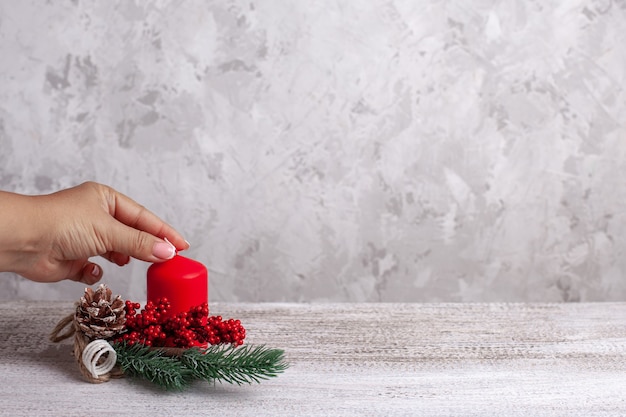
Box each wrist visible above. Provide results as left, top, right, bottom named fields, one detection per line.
left=0, top=191, right=45, bottom=275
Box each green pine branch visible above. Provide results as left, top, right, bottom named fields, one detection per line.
left=114, top=342, right=193, bottom=391
left=181, top=345, right=289, bottom=385
left=113, top=342, right=288, bottom=390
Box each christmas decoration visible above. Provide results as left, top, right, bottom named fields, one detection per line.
left=76, top=285, right=126, bottom=339
left=147, top=254, right=208, bottom=319
left=115, top=343, right=288, bottom=390
left=113, top=298, right=246, bottom=348
left=50, top=284, right=287, bottom=390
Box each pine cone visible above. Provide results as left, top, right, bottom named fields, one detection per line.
left=75, top=284, right=126, bottom=340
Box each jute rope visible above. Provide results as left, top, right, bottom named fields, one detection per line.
left=49, top=313, right=124, bottom=383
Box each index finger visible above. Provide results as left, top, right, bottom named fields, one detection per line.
left=105, top=187, right=189, bottom=251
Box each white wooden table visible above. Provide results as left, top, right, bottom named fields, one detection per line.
left=0, top=302, right=625, bottom=416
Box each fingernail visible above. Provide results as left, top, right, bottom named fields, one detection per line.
left=153, top=240, right=176, bottom=260
left=91, top=264, right=100, bottom=277
left=184, top=239, right=191, bottom=248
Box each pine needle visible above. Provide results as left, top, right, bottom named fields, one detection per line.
left=113, top=343, right=288, bottom=390
left=180, top=345, right=289, bottom=385
left=114, top=343, right=193, bottom=391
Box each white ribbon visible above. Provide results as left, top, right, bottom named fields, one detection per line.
left=81, top=339, right=117, bottom=378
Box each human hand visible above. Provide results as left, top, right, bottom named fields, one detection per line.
left=0, top=182, right=189, bottom=284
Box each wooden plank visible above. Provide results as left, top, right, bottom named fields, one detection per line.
left=0, top=302, right=625, bottom=416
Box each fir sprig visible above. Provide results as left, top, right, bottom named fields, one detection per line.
left=181, top=345, right=289, bottom=385
left=113, top=342, right=288, bottom=390
left=114, top=342, right=193, bottom=390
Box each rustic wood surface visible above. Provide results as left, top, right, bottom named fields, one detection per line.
left=0, top=302, right=625, bottom=416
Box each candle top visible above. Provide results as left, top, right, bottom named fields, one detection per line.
left=147, top=254, right=207, bottom=279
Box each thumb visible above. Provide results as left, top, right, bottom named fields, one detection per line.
left=106, top=222, right=177, bottom=263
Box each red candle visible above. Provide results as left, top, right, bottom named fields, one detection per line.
left=147, top=255, right=208, bottom=319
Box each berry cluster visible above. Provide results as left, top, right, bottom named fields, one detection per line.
left=114, top=298, right=246, bottom=348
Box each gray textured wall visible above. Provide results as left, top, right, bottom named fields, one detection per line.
left=1, top=1, right=625, bottom=302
